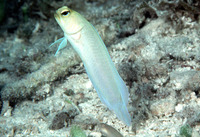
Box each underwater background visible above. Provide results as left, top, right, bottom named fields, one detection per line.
left=0, top=0, right=200, bottom=136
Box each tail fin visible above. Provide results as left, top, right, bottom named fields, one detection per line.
left=113, top=104, right=131, bottom=126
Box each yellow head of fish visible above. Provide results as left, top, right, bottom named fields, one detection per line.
left=54, top=6, right=85, bottom=35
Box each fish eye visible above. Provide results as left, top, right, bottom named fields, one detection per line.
left=61, top=10, right=70, bottom=16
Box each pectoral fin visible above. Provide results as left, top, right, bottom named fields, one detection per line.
left=49, top=37, right=68, bottom=56
left=49, top=37, right=64, bottom=47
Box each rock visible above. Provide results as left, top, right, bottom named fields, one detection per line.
left=150, top=95, right=176, bottom=116
left=49, top=112, right=71, bottom=130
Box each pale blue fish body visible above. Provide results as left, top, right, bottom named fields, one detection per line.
left=51, top=6, right=131, bottom=126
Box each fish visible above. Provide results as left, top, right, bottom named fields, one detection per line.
left=98, top=123, right=123, bottom=137
left=50, top=6, right=131, bottom=126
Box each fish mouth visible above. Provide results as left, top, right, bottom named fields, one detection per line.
left=54, top=12, right=60, bottom=22
left=54, top=12, right=63, bottom=29
left=53, top=9, right=84, bottom=35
